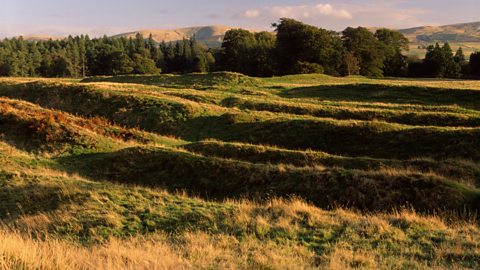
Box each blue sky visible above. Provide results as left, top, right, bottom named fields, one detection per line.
left=0, top=0, right=478, bottom=37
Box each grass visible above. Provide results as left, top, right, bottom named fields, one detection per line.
left=81, top=71, right=262, bottom=90
left=3, top=206, right=478, bottom=269
left=51, top=146, right=478, bottom=213
left=0, top=97, right=183, bottom=155
left=0, top=81, right=208, bottom=134
left=221, top=96, right=480, bottom=127
left=174, top=113, right=480, bottom=161
left=185, top=140, right=480, bottom=187
left=0, top=146, right=478, bottom=268
left=279, top=84, right=480, bottom=109
left=0, top=72, right=480, bottom=269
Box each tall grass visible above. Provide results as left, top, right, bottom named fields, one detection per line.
left=1, top=199, right=479, bottom=270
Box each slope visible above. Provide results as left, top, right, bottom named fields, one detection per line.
left=112, top=25, right=233, bottom=47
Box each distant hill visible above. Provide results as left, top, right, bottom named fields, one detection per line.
left=18, top=35, right=64, bottom=42
left=399, top=21, right=480, bottom=43
left=112, top=25, right=233, bottom=47
left=115, top=22, right=480, bottom=48
left=15, top=22, right=480, bottom=48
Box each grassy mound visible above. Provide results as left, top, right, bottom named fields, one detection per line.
left=2, top=80, right=480, bottom=162
left=0, top=143, right=478, bottom=269
left=1, top=73, right=480, bottom=269
left=185, top=140, right=480, bottom=187
left=0, top=145, right=477, bottom=269
left=81, top=72, right=262, bottom=90
left=222, top=96, right=480, bottom=127
left=54, top=146, right=479, bottom=213
left=0, top=81, right=201, bottom=133
left=178, top=113, right=480, bottom=160
left=0, top=98, right=112, bottom=154
left=0, top=97, right=179, bottom=155
left=280, top=84, right=480, bottom=109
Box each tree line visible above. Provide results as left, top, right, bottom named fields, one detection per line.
left=219, top=18, right=480, bottom=78
left=0, top=33, right=215, bottom=77
left=0, top=17, right=479, bottom=79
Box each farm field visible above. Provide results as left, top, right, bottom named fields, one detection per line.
left=0, top=72, right=479, bottom=269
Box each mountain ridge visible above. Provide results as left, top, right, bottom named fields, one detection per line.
left=15, top=21, right=480, bottom=46
left=111, top=25, right=233, bottom=47
left=399, top=21, right=480, bottom=43
left=103, top=21, right=480, bottom=45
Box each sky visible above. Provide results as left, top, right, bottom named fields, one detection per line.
left=0, top=0, right=478, bottom=38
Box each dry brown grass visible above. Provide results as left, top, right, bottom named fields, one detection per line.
left=0, top=230, right=319, bottom=270
left=0, top=230, right=182, bottom=270
left=0, top=177, right=478, bottom=270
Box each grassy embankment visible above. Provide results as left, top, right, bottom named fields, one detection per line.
left=0, top=72, right=479, bottom=269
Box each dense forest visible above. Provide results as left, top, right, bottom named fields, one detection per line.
left=0, top=33, right=215, bottom=77
left=0, top=18, right=479, bottom=78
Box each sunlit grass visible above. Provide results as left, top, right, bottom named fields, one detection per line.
left=0, top=72, right=480, bottom=269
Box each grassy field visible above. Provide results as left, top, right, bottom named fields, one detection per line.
left=0, top=72, right=479, bottom=269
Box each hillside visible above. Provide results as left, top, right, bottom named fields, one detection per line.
left=20, top=35, right=65, bottom=42
left=16, top=21, right=480, bottom=54
left=396, top=21, right=480, bottom=58
left=400, top=21, right=480, bottom=43
left=113, top=22, right=480, bottom=48
left=0, top=73, right=479, bottom=269
left=16, top=25, right=233, bottom=46
left=112, top=25, right=233, bottom=47
left=111, top=22, right=480, bottom=59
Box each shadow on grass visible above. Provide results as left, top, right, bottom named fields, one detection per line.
left=81, top=72, right=259, bottom=90
left=184, top=141, right=480, bottom=188
left=53, top=146, right=480, bottom=215
left=279, top=84, right=480, bottom=109
left=175, top=114, right=480, bottom=161
left=0, top=184, right=65, bottom=219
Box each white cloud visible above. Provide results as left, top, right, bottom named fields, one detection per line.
left=268, top=4, right=353, bottom=20
left=242, top=9, right=261, bottom=18
left=346, top=3, right=427, bottom=29
left=315, top=4, right=352, bottom=19
left=237, top=2, right=431, bottom=31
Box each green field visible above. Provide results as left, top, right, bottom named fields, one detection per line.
left=0, top=72, right=479, bottom=269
